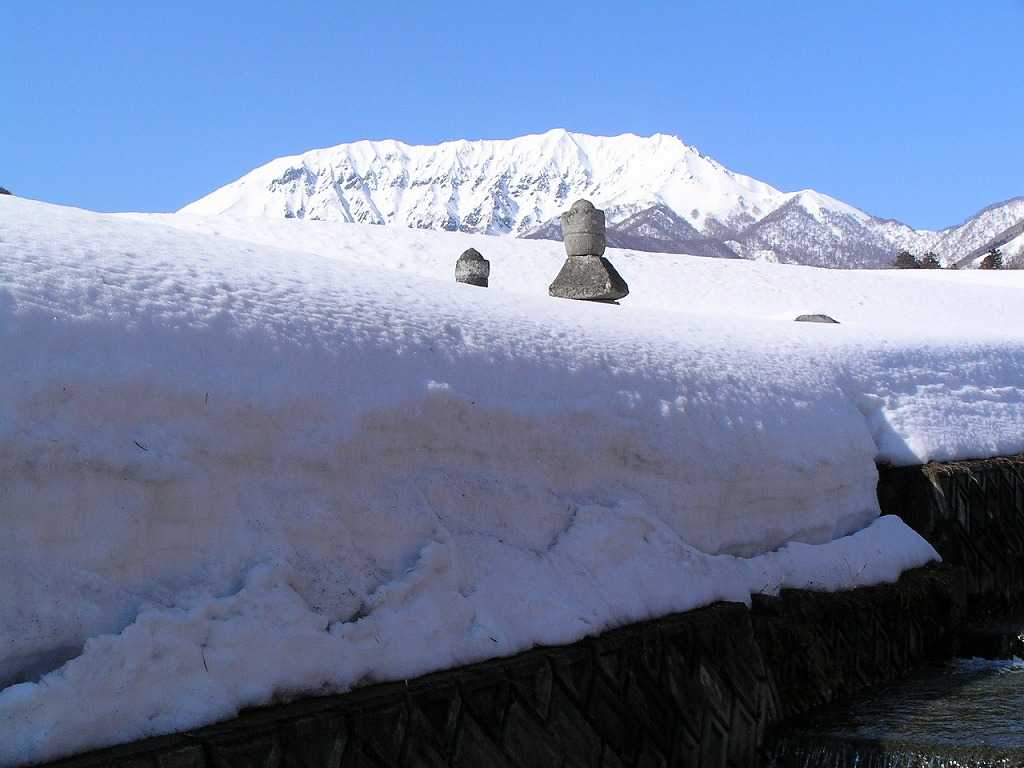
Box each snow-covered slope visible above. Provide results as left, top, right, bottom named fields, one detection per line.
left=727, top=190, right=894, bottom=267
left=181, top=130, right=1023, bottom=269
left=990, top=227, right=1024, bottom=268
left=5, top=196, right=1024, bottom=764
left=947, top=198, right=1024, bottom=268
left=942, top=198, right=1024, bottom=264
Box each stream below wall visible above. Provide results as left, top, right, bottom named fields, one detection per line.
left=767, top=657, right=1024, bottom=767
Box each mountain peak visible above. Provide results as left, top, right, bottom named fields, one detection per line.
left=785, top=189, right=870, bottom=222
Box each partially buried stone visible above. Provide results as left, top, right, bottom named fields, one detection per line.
left=455, top=248, right=490, bottom=287
left=549, top=199, right=629, bottom=302
left=795, top=314, right=839, bottom=324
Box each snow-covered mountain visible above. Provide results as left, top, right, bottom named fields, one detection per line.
left=182, top=130, right=788, bottom=237
left=945, top=198, right=1024, bottom=268
left=182, top=130, right=1022, bottom=269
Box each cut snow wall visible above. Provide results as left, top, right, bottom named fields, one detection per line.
left=21, top=565, right=964, bottom=768
left=30, top=452, right=1024, bottom=768
left=0, top=198, right=896, bottom=699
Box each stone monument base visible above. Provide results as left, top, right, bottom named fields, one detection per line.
left=548, top=254, right=629, bottom=302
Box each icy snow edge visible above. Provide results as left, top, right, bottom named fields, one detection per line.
left=0, top=516, right=935, bottom=765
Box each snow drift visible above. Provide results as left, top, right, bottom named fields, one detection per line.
left=2, top=196, right=1023, bottom=764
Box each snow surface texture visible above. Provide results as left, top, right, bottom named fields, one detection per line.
left=5, top=195, right=1024, bottom=763
left=180, top=129, right=1024, bottom=268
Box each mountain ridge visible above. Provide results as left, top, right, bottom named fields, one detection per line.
left=181, top=130, right=1022, bottom=269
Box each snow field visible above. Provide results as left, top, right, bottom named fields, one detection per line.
left=3, top=195, right=1022, bottom=763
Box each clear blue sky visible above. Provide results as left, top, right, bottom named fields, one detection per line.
left=2, top=1, right=1021, bottom=229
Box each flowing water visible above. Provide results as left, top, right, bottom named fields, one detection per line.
left=767, top=659, right=1024, bottom=767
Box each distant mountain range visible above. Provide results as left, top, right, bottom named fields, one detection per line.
left=181, top=130, right=1024, bottom=269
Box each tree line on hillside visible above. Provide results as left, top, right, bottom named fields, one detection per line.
left=893, top=248, right=1004, bottom=270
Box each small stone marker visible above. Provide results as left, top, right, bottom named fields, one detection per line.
left=455, top=248, right=490, bottom=287
left=549, top=199, right=629, bottom=302
left=795, top=314, right=839, bottom=324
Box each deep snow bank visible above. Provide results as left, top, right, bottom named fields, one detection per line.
left=141, top=210, right=1024, bottom=465
left=2, top=196, right=1020, bottom=763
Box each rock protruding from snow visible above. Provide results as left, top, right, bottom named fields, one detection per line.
left=549, top=200, right=629, bottom=302
left=455, top=248, right=490, bottom=287
left=795, top=314, right=839, bottom=324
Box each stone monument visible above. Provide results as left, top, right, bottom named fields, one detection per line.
left=548, top=199, right=628, bottom=302
left=455, top=248, right=490, bottom=287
